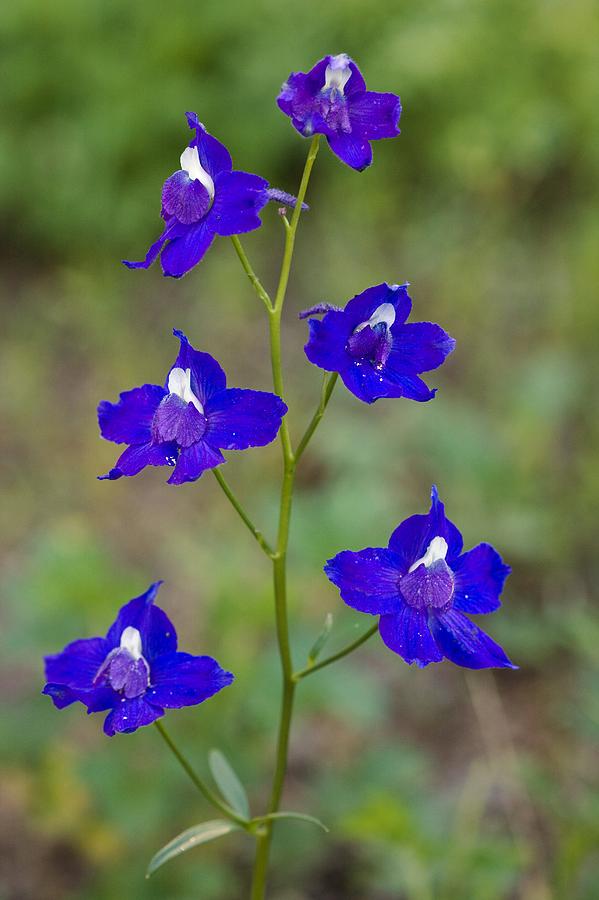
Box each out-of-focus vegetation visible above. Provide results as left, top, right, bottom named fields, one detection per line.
left=1, top=0, right=598, bottom=897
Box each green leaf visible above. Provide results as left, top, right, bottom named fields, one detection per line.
left=208, top=749, right=250, bottom=819
left=308, top=613, right=334, bottom=664
left=146, top=819, right=240, bottom=877
left=260, top=811, right=329, bottom=832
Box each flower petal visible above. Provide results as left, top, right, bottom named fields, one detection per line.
left=152, top=394, right=207, bottom=448
left=167, top=441, right=226, bottom=485
left=304, top=311, right=352, bottom=373
left=170, top=330, right=227, bottom=405
left=204, top=388, right=287, bottom=450
left=452, top=543, right=511, bottom=614
left=339, top=360, right=406, bottom=404
left=377, top=372, right=437, bottom=402
left=105, top=582, right=177, bottom=661
left=98, top=440, right=178, bottom=480
left=123, top=219, right=182, bottom=270
left=44, top=637, right=110, bottom=690
left=387, top=322, right=456, bottom=375
left=379, top=607, right=443, bottom=666
left=98, top=384, right=166, bottom=445
left=147, top=652, right=234, bottom=709
left=186, top=112, right=232, bottom=179
left=327, top=132, right=373, bottom=171
left=159, top=219, right=216, bottom=279
left=344, top=283, right=412, bottom=330
left=348, top=91, right=401, bottom=139
left=388, top=486, right=464, bottom=569
left=103, top=696, right=164, bottom=736
left=428, top=608, right=516, bottom=669
left=324, top=548, right=403, bottom=614
left=211, top=171, right=269, bottom=236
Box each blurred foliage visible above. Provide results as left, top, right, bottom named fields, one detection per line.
left=1, top=0, right=598, bottom=897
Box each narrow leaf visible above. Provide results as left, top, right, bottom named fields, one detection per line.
left=261, top=811, right=329, bottom=832
left=146, top=819, right=239, bottom=877
left=308, top=613, right=334, bottom=664
left=209, top=749, right=250, bottom=819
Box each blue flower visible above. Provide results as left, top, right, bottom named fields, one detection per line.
left=43, top=582, right=234, bottom=736
left=325, top=487, right=515, bottom=669
left=124, top=113, right=270, bottom=278
left=98, top=329, right=287, bottom=485
left=277, top=54, right=401, bottom=171
left=301, top=283, right=455, bottom=404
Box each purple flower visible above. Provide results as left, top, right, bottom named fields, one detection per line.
left=123, top=112, right=269, bottom=278
left=98, top=329, right=287, bottom=485
left=277, top=54, right=401, bottom=170
left=301, top=282, right=455, bottom=404
left=325, top=487, right=516, bottom=670
left=43, top=582, right=234, bottom=736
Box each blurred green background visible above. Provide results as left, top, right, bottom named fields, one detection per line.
left=2, top=0, right=598, bottom=897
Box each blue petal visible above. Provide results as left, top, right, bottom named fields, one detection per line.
left=204, top=388, right=287, bottom=450
left=44, top=636, right=109, bottom=690
left=379, top=606, right=444, bottom=666
left=211, top=170, right=269, bottom=237
left=344, top=283, right=412, bottom=331
left=147, top=652, right=234, bottom=709
left=98, top=384, right=166, bottom=445
left=105, top=582, right=177, bottom=661
left=98, top=440, right=178, bottom=480
left=170, top=330, right=227, bottom=405
left=167, top=441, right=226, bottom=485
left=348, top=91, right=401, bottom=139
left=452, top=543, right=511, bottom=614
left=376, top=372, right=437, bottom=403
left=388, top=486, right=464, bottom=569
left=327, top=132, right=373, bottom=171
left=123, top=218, right=183, bottom=270
left=428, top=608, right=517, bottom=669
left=103, top=696, right=164, bottom=736
left=324, top=548, right=403, bottom=614
left=160, top=218, right=216, bottom=278
left=304, top=311, right=352, bottom=373
left=186, top=112, right=232, bottom=179
left=387, top=322, right=456, bottom=375
left=339, top=360, right=406, bottom=404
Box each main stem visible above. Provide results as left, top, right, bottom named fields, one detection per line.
left=250, top=135, right=320, bottom=900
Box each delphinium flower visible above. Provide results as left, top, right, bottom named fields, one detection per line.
left=43, top=582, right=233, bottom=736
left=300, top=282, right=455, bottom=403
left=98, top=329, right=287, bottom=484
left=124, top=112, right=270, bottom=278
left=277, top=54, right=401, bottom=170
left=325, top=487, right=515, bottom=669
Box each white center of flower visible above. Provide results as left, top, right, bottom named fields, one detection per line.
left=354, top=302, right=396, bottom=334
left=168, top=367, right=204, bottom=414
left=409, top=536, right=448, bottom=573
left=180, top=146, right=215, bottom=200
left=119, top=626, right=143, bottom=660
left=324, top=54, right=352, bottom=94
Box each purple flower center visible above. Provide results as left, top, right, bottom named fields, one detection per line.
left=152, top=367, right=207, bottom=447
left=161, top=146, right=215, bottom=225
left=346, top=302, right=396, bottom=369
left=317, top=54, right=352, bottom=133
left=399, top=536, right=455, bottom=611
left=95, top=627, right=150, bottom=699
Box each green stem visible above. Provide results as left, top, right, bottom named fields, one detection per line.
left=154, top=720, right=248, bottom=827
left=250, top=136, right=320, bottom=900
left=295, top=372, right=338, bottom=463
left=293, top=623, right=379, bottom=681
left=212, top=468, right=274, bottom=558
left=231, top=235, right=273, bottom=312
